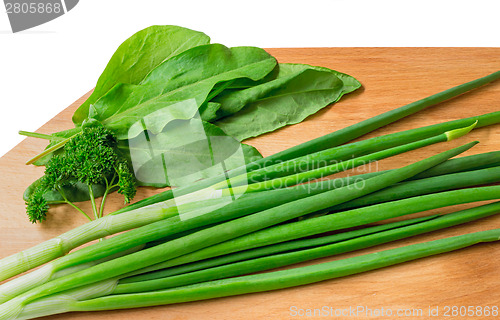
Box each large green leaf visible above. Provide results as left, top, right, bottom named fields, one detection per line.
left=213, top=63, right=361, bottom=140
left=73, top=25, right=211, bottom=124
left=124, top=119, right=262, bottom=187
left=23, top=177, right=108, bottom=204
left=90, top=44, right=277, bottom=139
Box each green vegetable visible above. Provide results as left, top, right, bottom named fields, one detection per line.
left=213, top=63, right=361, bottom=140
left=134, top=184, right=500, bottom=276
left=72, top=25, right=211, bottom=124
left=24, top=28, right=500, bottom=207
left=217, top=123, right=475, bottom=193
left=32, top=44, right=277, bottom=155
left=296, top=163, right=500, bottom=220
left=0, top=143, right=472, bottom=312
left=0, top=174, right=343, bottom=293
left=115, top=201, right=500, bottom=293
left=13, top=110, right=499, bottom=286
left=92, top=44, right=277, bottom=139
left=114, top=110, right=500, bottom=216
left=123, top=215, right=437, bottom=283
left=299, top=150, right=500, bottom=206
left=331, top=165, right=500, bottom=211
left=52, top=229, right=500, bottom=315
left=5, top=141, right=494, bottom=286
left=25, top=126, right=136, bottom=223
left=4, top=26, right=500, bottom=318
left=409, top=150, right=500, bottom=179
left=266, top=70, right=500, bottom=159
left=23, top=61, right=500, bottom=206
left=24, top=42, right=361, bottom=194
left=27, top=109, right=498, bottom=205
left=11, top=224, right=500, bottom=319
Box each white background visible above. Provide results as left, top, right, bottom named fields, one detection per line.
left=0, top=0, right=499, bottom=157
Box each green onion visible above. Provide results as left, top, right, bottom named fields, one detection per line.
left=115, top=201, right=500, bottom=293
left=1, top=71, right=498, bottom=319
left=121, top=215, right=438, bottom=283
left=0, top=179, right=342, bottom=302
left=0, top=142, right=474, bottom=315
left=331, top=165, right=500, bottom=211
left=78, top=228, right=500, bottom=310
left=119, top=110, right=500, bottom=214
left=1, top=115, right=491, bottom=284
left=17, top=228, right=500, bottom=319
left=114, top=71, right=500, bottom=214
left=220, top=123, right=476, bottom=194
left=132, top=184, right=500, bottom=276
left=293, top=150, right=500, bottom=192
left=410, top=150, right=500, bottom=179
left=265, top=71, right=500, bottom=160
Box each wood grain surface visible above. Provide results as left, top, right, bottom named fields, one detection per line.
left=1, top=48, right=499, bottom=320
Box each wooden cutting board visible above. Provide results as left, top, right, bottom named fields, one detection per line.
left=1, top=48, right=499, bottom=320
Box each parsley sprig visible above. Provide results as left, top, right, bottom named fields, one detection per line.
left=26, top=126, right=136, bottom=223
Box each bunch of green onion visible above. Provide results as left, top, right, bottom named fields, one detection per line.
left=0, top=71, right=500, bottom=320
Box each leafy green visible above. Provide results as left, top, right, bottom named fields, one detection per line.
left=25, top=189, right=49, bottom=223
left=24, top=26, right=364, bottom=207
left=23, top=177, right=107, bottom=204
left=25, top=127, right=137, bottom=223
left=88, top=44, right=277, bottom=139
left=73, top=25, right=211, bottom=124
left=213, top=63, right=361, bottom=140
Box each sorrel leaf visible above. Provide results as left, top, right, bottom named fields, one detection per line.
left=73, top=25, right=211, bottom=124
left=214, top=63, right=361, bottom=140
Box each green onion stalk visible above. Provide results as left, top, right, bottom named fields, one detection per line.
left=129, top=164, right=500, bottom=280
left=116, top=200, right=500, bottom=293
left=0, top=142, right=476, bottom=317
left=125, top=215, right=439, bottom=283
left=12, top=214, right=500, bottom=319
left=285, top=150, right=500, bottom=194
left=114, top=70, right=500, bottom=214
left=330, top=166, right=500, bottom=211
left=117, top=110, right=500, bottom=214
left=129, top=184, right=500, bottom=278
left=0, top=181, right=342, bottom=302
left=218, top=122, right=476, bottom=194
left=58, top=229, right=500, bottom=316
left=0, top=119, right=484, bottom=283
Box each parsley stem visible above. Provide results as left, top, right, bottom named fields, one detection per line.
left=58, top=188, right=92, bottom=222
left=99, top=175, right=115, bottom=219
left=87, top=186, right=99, bottom=220
left=25, top=132, right=81, bottom=165
left=18, top=131, right=65, bottom=141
